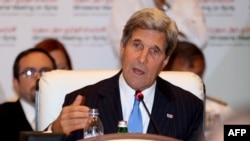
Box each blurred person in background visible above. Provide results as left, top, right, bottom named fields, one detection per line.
left=164, top=41, right=235, bottom=137
left=107, top=0, right=208, bottom=57
left=35, top=38, right=72, bottom=70
left=0, top=48, right=56, bottom=141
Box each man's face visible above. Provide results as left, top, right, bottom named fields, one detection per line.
left=14, top=52, right=54, bottom=105
left=120, top=28, right=169, bottom=90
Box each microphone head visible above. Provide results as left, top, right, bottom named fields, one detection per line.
left=136, top=91, right=144, bottom=101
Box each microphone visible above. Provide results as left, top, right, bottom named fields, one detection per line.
left=135, top=91, right=161, bottom=135
left=35, top=79, right=40, bottom=131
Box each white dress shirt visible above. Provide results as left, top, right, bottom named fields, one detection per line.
left=119, top=73, right=156, bottom=133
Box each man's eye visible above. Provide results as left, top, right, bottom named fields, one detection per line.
left=150, top=48, right=160, bottom=54
left=133, top=42, right=142, bottom=49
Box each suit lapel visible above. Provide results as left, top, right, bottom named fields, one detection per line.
left=15, top=100, right=33, bottom=130
left=147, top=77, right=176, bottom=134
left=97, top=72, right=124, bottom=133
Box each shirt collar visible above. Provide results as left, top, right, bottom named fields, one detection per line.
left=119, top=72, right=156, bottom=97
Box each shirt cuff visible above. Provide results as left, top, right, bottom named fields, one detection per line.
left=43, top=124, right=53, bottom=133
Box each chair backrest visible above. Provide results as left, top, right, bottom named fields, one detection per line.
left=37, top=70, right=204, bottom=131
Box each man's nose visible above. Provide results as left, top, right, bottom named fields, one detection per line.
left=137, top=49, right=148, bottom=64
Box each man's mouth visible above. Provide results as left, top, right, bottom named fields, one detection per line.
left=133, top=68, right=144, bottom=75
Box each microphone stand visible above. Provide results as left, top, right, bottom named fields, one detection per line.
left=140, top=100, right=161, bottom=135
left=35, top=79, right=39, bottom=131
left=136, top=92, right=161, bottom=135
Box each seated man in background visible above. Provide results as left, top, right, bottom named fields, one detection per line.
left=164, top=41, right=235, bottom=136
left=49, top=8, right=205, bottom=141
left=0, top=48, right=56, bottom=141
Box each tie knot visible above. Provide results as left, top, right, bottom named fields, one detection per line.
left=134, top=98, right=140, bottom=107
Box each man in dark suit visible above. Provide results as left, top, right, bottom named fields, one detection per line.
left=0, top=48, right=56, bottom=141
left=50, top=8, right=205, bottom=141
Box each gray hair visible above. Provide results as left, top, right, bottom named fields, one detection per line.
left=121, top=8, right=178, bottom=56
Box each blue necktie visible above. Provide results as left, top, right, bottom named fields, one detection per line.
left=128, top=91, right=143, bottom=133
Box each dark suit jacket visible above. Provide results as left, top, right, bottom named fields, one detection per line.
left=63, top=71, right=205, bottom=141
left=0, top=99, right=33, bottom=141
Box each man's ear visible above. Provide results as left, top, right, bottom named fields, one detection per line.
left=120, top=41, right=125, bottom=57
left=162, top=56, right=170, bottom=70
left=13, top=78, right=19, bottom=93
